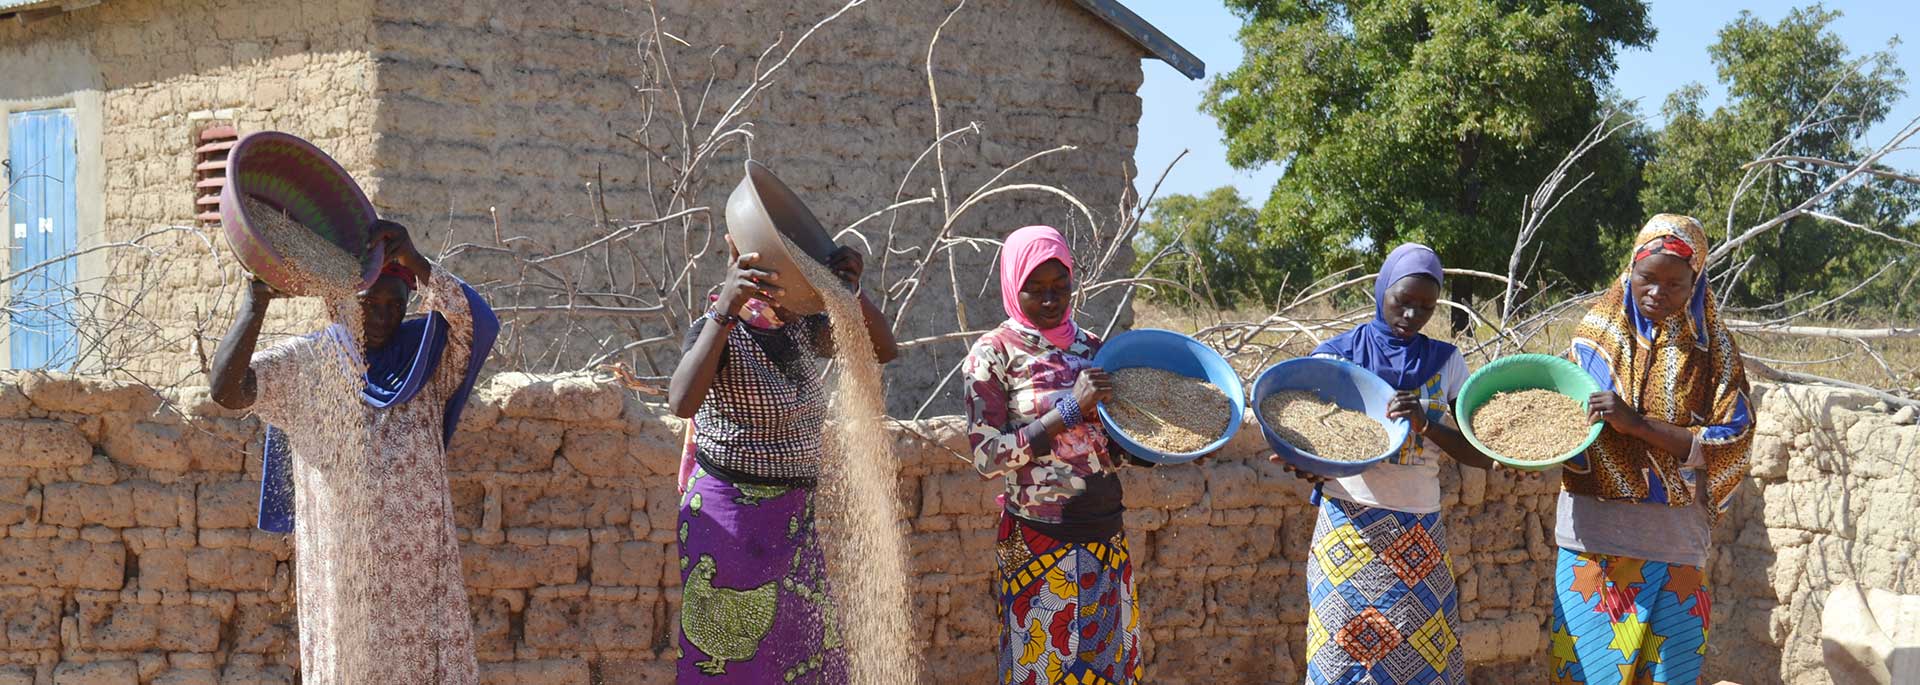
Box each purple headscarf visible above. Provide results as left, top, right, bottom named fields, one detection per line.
left=1312, top=243, right=1456, bottom=391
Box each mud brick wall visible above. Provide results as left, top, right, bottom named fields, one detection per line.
left=1703, top=384, right=1920, bottom=685
left=0, top=370, right=1908, bottom=684
left=366, top=0, right=1149, bottom=413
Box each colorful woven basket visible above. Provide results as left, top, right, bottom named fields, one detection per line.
left=218, top=132, right=382, bottom=295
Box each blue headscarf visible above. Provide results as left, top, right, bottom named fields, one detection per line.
left=256, top=280, right=499, bottom=533
left=1312, top=243, right=1457, bottom=391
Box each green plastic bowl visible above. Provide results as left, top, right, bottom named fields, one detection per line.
left=1456, top=354, right=1602, bottom=470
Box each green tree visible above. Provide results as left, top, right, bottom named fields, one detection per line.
left=1640, top=5, right=1915, bottom=308
left=1204, top=0, right=1656, bottom=327
left=1134, top=187, right=1303, bottom=308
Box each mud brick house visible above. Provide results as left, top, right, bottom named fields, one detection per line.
left=0, top=0, right=1202, bottom=411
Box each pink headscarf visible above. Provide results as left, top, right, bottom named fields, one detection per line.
left=999, top=225, right=1080, bottom=350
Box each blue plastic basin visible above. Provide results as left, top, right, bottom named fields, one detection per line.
left=1251, top=357, right=1410, bottom=478
left=1091, top=329, right=1244, bottom=465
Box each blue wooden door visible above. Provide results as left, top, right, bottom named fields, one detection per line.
left=6, top=109, right=80, bottom=370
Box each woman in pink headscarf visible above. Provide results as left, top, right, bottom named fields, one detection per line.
left=962, top=225, right=1153, bottom=684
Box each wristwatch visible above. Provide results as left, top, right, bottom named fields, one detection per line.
left=706, top=307, right=742, bottom=328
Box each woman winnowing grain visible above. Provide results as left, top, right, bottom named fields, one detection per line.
left=208, top=220, right=498, bottom=684
left=664, top=237, right=896, bottom=684
left=1276, top=243, right=1499, bottom=685
left=1548, top=214, right=1754, bottom=685
left=963, top=225, right=1207, bottom=685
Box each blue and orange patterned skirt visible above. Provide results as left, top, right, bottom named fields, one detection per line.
left=1549, top=548, right=1710, bottom=684
left=995, top=512, right=1141, bottom=685
left=1305, top=496, right=1465, bottom=685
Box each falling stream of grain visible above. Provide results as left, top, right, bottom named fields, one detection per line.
left=785, top=242, right=920, bottom=684
left=243, top=197, right=395, bottom=683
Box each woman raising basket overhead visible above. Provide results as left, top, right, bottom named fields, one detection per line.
left=665, top=237, right=896, bottom=684
left=1548, top=214, right=1754, bottom=685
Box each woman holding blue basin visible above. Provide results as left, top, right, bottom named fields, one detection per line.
left=963, top=225, right=1198, bottom=685
left=1276, top=243, right=1496, bottom=685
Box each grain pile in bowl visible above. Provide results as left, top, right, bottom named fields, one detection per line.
left=1259, top=391, right=1387, bottom=461
left=244, top=195, right=363, bottom=294
left=1470, top=389, right=1590, bottom=461
left=1107, top=368, right=1232, bottom=454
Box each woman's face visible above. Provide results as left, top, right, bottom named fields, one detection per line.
left=1630, top=253, right=1696, bottom=322
left=1018, top=259, right=1072, bottom=330
left=358, top=275, right=411, bottom=351
left=1381, top=275, right=1439, bottom=339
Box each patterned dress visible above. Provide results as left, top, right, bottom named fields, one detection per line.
left=1304, top=350, right=1468, bottom=685
left=1549, top=550, right=1710, bottom=685
left=1551, top=215, right=1755, bottom=685
left=250, top=270, right=479, bottom=684
left=964, top=321, right=1142, bottom=685
left=675, top=307, right=847, bottom=683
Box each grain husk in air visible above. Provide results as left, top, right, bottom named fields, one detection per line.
left=782, top=237, right=920, bottom=685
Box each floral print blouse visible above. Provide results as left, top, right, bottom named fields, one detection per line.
left=963, top=321, right=1128, bottom=524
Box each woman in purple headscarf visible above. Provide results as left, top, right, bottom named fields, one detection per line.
left=1279, top=243, right=1497, bottom=685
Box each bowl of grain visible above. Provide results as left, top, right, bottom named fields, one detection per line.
left=1252, top=357, right=1411, bottom=478
left=1091, top=329, right=1243, bottom=465
left=218, top=132, right=384, bottom=296
left=1455, top=353, right=1602, bottom=470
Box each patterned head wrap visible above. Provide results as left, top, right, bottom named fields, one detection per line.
left=1565, top=214, right=1755, bottom=525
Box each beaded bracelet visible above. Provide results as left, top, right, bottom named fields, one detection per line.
left=1058, top=394, right=1084, bottom=428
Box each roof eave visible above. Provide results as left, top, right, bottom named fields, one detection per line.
left=1069, top=0, right=1206, bottom=80
left=0, top=0, right=99, bottom=22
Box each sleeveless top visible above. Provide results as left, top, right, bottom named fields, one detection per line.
left=683, top=314, right=829, bottom=484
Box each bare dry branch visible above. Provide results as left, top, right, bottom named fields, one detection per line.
left=1743, top=356, right=1918, bottom=409
left=1741, top=155, right=1920, bottom=185
left=1728, top=321, right=1919, bottom=340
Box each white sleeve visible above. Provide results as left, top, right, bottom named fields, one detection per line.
left=250, top=335, right=316, bottom=426
left=1440, top=351, right=1470, bottom=403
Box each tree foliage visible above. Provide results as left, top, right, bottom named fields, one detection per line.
left=1203, top=0, right=1657, bottom=318
left=1134, top=187, right=1304, bottom=308
left=1639, top=5, right=1917, bottom=310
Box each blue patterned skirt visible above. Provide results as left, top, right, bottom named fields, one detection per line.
left=1305, top=496, right=1465, bottom=685
left=1549, top=548, right=1709, bottom=684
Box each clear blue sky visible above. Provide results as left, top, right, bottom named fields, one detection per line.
left=1129, top=0, right=1919, bottom=203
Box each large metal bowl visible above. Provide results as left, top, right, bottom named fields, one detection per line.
left=723, top=160, right=838, bottom=315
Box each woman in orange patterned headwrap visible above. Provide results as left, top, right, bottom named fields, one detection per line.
left=1548, top=214, right=1755, bottom=685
